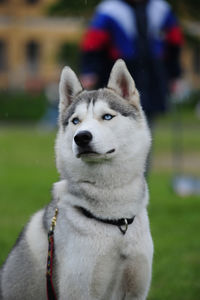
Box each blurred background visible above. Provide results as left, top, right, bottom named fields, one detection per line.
left=0, top=1, right=199, bottom=299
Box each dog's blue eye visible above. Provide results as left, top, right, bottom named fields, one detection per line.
left=103, top=114, right=113, bottom=121
left=72, top=117, right=80, bottom=125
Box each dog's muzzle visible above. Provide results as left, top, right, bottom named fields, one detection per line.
left=74, top=130, right=96, bottom=157
left=74, top=130, right=93, bottom=148
left=74, top=130, right=115, bottom=158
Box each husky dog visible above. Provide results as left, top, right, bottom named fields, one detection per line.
left=0, top=60, right=153, bottom=300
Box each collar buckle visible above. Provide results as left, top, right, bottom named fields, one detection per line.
left=118, top=218, right=129, bottom=235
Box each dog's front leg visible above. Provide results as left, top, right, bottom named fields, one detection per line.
left=122, top=254, right=152, bottom=300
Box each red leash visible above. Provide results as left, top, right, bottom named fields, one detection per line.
left=46, top=208, right=58, bottom=300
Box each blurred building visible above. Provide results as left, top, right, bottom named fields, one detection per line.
left=0, top=1, right=199, bottom=93
left=0, top=0, right=83, bottom=91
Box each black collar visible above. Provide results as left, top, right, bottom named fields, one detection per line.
left=76, top=206, right=135, bottom=235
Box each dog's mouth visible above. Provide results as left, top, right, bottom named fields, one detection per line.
left=76, top=150, right=98, bottom=158
left=76, top=148, right=115, bottom=158
left=106, top=149, right=115, bottom=154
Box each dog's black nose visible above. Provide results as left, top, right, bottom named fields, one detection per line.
left=74, top=131, right=93, bottom=147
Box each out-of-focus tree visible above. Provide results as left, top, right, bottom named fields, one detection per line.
left=47, top=0, right=99, bottom=16
left=58, top=42, right=80, bottom=72
left=47, top=0, right=200, bottom=19
left=168, top=0, right=200, bottom=20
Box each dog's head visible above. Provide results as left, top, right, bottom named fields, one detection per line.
left=56, top=59, right=151, bottom=182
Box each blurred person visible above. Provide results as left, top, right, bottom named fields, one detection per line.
left=80, top=0, right=183, bottom=123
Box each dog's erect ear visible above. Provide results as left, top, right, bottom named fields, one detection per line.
left=59, top=66, right=83, bottom=110
left=107, top=59, right=139, bottom=107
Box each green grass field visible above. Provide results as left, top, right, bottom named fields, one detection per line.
left=0, top=121, right=200, bottom=300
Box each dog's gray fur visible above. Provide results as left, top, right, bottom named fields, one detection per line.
left=0, top=59, right=153, bottom=300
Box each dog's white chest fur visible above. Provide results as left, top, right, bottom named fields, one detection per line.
left=56, top=211, right=153, bottom=300
left=48, top=180, right=153, bottom=300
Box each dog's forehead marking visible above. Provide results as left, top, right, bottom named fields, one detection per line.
left=62, top=89, right=138, bottom=126
left=73, top=98, right=96, bottom=116
left=102, top=90, right=139, bottom=118
left=75, top=102, right=88, bottom=115
left=72, top=99, right=110, bottom=121
left=62, top=91, right=98, bottom=126
left=93, top=99, right=110, bottom=111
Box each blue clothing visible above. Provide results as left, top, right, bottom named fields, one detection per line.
left=81, top=0, right=183, bottom=116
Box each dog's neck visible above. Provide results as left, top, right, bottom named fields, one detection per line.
left=72, top=176, right=148, bottom=218
left=53, top=173, right=148, bottom=219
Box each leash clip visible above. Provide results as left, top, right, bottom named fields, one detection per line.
left=119, top=218, right=128, bottom=235
left=50, top=208, right=58, bottom=232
